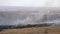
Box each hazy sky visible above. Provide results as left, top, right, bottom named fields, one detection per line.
left=0, top=0, right=60, bottom=7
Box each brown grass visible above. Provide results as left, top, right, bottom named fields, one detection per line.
left=0, top=26, right=60, bottom=34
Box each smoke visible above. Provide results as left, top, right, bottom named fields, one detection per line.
left=0, top=11, right=44, bottom=25
left=0, top=7, right=60, bottom=25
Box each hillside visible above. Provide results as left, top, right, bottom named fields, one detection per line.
left=0, top=26, right=60, bottom=34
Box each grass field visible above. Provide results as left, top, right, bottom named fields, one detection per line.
left=0, top=26, right=60, bottom=34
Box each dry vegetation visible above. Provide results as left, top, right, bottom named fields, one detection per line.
left=0, top=26, right=60, bottom=34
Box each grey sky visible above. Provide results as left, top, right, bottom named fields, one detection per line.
left=0, top=0, right=60, bottom=7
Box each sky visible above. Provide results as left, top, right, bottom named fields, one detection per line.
left=0, top=0, right=60, bottom=7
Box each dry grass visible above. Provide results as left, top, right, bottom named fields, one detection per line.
left=0, top=26, right=60, bottom=34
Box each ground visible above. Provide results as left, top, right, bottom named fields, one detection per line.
left=0, top=26, right=60, bottom=34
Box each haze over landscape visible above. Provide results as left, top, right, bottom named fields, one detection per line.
left=0, top=0, right=60, bottom=25
left=0, top=0, right=60, bottom=34
left=0, top=7, right=60, bottom=25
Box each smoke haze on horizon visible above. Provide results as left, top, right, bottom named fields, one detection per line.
left=0, top=0, right=60, bottom=25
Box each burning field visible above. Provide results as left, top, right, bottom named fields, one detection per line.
left=0, top=7, right=60, bottom=34
left=0, top=26, right=60, bottom=34
left=0, top=0, right=60, bottom=34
